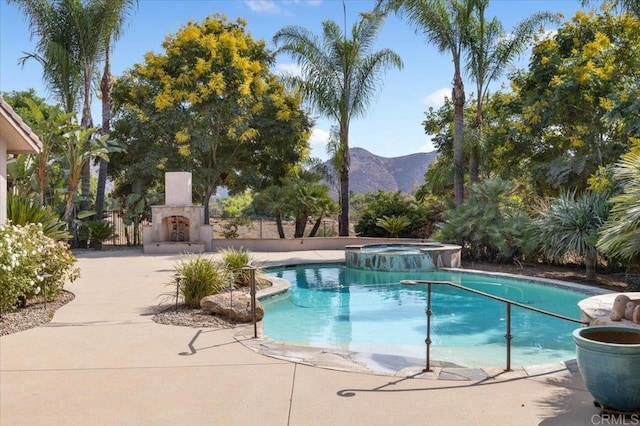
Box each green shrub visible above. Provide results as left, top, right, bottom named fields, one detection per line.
left=376, top=215, right=411, bottom=238
left=7, top=193, right=71, bottom=241
left=217, top=247, right=267, bottom=288
left=81, top=220, right=117, bottom=249
left=174, top=254, right=226, bottom=307
left=219, top=217, right=252, bottom=239
left=0, top=222, right=79, bottom=313
left=355, top=190, right=443, bottom=238
left=434, top=179, right=533, bottom=262
left=531, top=190, right=609, bottom=280
left=598, top=152, right=640, bottom=271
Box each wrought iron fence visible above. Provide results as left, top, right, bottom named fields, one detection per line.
left=209, top=216, right=340, bottom=239
left=101, top=210, right=150, bottom=246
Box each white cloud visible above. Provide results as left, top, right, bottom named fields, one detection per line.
left=246, top=0, right=321, bottom=14
left=274, top=62, right=302, bottom=77
left=283, top=0, right=322, bottom=5
left=244, top=0, right=281, bottom=14
left=309, top=127, right=330, bottom=160
left=421, top=87, right=450, bottom=109
left=418, top=137, right=436, bottom=154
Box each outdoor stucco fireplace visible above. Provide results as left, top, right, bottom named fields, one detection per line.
left=143, top=172, right=213, bottom=254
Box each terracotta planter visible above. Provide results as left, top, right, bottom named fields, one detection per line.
left=573, top=326, right=640, bottom=412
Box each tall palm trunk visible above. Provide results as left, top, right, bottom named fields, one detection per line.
left=275, top=210, right=285, bottom=239
left=339, top=121, right=350, bottom=236
left=309, top=217, right=323, bottom=237
left=294, top=216, right=306, bottom=238
left=452, top=70, right=465, bottom=207
left=80, top=67, right=93, bottom=217
left=585, top=250, right=598, bottom=281
left=95, top=52, right=113, bottom=220
left=469, top=105, right=482, bottom=184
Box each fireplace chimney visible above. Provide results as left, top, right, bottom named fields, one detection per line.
left=165, top=172, right=192, bottom=206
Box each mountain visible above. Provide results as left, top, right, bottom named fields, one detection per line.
left=324, top=147, right=438, bottom=195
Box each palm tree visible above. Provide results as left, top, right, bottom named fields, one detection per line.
left=308, top=196, right=339, bottom=237
left=254, top=185, right=290, bottom=239
left=9, top=0, right=82, bottom=115
left=273, top=12, right=403, bottom=236
left=466, top=1, right=557, bottom=183
left=532, top=191, right=610, bottom=281
left=379, top=0, right=474, bottom=207
left=10, top=0, right=138, bottom=218
left=94, top=0, right=139, bottom=220
left=597, top=152, right=640, bottom=290
left=376, top=215, right=411, bottom=238
left=292, top=183, right=327, bottom=238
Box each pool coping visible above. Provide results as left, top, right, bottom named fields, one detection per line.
left=244, top=262, right=612, bottom=378
left=235, top=324, right=579, bottom=380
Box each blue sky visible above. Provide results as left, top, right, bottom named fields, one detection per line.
left=0, top=0, right=587, bottom=161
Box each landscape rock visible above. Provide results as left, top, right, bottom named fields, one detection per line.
left=200, top=292, right=264, bottom=322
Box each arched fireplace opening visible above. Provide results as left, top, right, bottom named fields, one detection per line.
left=165, top=216, right=190, bottom=242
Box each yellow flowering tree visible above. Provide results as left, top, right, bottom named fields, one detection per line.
left=511, top=5, right=640, bottom=193
left=112, top=15, right=311, bottom=221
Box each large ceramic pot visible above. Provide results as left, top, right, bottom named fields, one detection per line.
left=573, top=326, right=640, bottom=412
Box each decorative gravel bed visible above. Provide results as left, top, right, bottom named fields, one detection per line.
left=152, top=305, right=240, bottom=329
left=0, top=291, right=75, bottom=336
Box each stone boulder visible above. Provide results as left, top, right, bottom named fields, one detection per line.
left=200, top=292, right=264, bottom=322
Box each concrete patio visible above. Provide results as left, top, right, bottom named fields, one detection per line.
left=1, top=249, right=606, bottom=425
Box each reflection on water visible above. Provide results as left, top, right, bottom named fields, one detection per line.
left=263, top=264, right=599, bottom=367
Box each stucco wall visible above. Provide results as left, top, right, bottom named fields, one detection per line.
left=207, top=237, right=432, bottom=252
left=141, top=236, right=436, bottom=255
left=0, top=138, right=7, bottom=224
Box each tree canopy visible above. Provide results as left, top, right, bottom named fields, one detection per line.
left=511, top=6, right=640, bottom=192
left=111, top=14, right=312, bottom=221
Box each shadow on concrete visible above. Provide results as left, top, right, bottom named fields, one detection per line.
left=179, top=329, right=252, bottom=356
left=334, top=360, right=604, bottom=424
left=536, top=372, right=600, bottom=425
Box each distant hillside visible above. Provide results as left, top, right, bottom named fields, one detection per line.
left=324, top=147, right=438, bottom=195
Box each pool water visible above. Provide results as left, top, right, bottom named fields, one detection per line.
left=262, top=264, right=602, bottom=368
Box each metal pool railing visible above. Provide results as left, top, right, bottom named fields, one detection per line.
left=399, top=279, right=589, bottom=372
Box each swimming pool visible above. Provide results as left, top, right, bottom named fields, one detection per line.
left=262, top=264, right=606, bottom=368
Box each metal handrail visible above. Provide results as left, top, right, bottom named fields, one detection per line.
left=400, top=279, right=589, bottom=372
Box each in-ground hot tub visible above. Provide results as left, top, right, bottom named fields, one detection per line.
left=345, top=243, right=461, bottom=272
